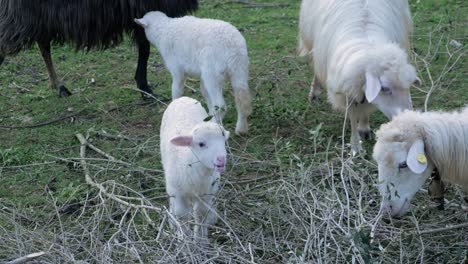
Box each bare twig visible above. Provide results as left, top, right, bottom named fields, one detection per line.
left=75, top=133, right=162, bottom=221
left=0, top=109, right=85, bottom=129
left=6, top=251, right=46, bottom=264
left=231, top=0, right=289, bottom=8
left=418, top=222, right=468, bottom=235
left=105, top=100, right=157, bottom=113
left=94, top=130, right=142, bottom=141
left=10, top=82, right=31, bottom=92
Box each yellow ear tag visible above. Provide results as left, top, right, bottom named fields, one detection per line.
left=417, top=154, right=427, bottom=164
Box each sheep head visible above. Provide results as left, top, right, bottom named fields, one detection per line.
left=170, top=122, right=230, bottom=173
left=373, top=126, right=433, bottom=217
left=364, top=44, right=420, bottom=119
left=134, top=11, right=167, bottom=28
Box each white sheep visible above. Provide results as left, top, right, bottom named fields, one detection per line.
left=298, top=0, right=421, bottom=152
left=135, top=11, right=252, bottom=135
left=160, top=96, right=230, bottom=242
left=373, top=108, right=468, bottom=217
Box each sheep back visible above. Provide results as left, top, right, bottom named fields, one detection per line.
left=298, top=0, right=413, bottom=109
left=141, top=13, right=247, bottom=77
left=0, top=0, right=198, bottom=55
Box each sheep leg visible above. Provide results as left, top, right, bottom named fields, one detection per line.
left=134, top=32, right=154, bottom=99
left=349, top=106, right=362, bottom=155
left=200, top=80, right=212, bottom=110
left=357, top=111, right=371, bottom=140
left=203, top=75, right=226, bottom=123
left=0, top=55, right=4, bottom=65
left=357, top=103, right=375, bottom=141
left=231, top=75, right=252, bottom=135
left=169, top=195, right=192, bottom=239
left=170, top=71, right=185, bottom=100
left=37, top=41, right=71, bottom=97
left=194, top=195, right=216, bottom=245
left=308, top=76, right=322, bottom=103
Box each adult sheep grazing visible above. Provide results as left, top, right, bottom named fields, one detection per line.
left=160, top=96, right=230, bottom=242
left=373, top=108, right=468, bottom=217
left=298, top=0, right=421, bottom=152
left=0, top=0, right=198, bottom=97
left=135, top=11, right=252, bottom=135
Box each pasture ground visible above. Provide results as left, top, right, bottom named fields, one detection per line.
left=0, top=0, right=467, bottom=263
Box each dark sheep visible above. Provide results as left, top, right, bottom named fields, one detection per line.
left=0, top=0, right=198, bottom=97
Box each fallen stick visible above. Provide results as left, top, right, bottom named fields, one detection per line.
left=231, top=0, right=290, bottom=8
left=95, top=130, right=142, bottom=141
left=6, top=251, right=46, bottom=264
left=76, top=133, right=161, bottom=225
left=418, top=222, right=468, bottom=235
left=0, top=109, right=85, bottom=129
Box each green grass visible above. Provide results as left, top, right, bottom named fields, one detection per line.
left=0, top=0, right=467, bottom=263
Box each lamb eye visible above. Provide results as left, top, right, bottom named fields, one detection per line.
left=381, top=86, right=391, bottom=93
left=198, top=142, right=206, bottom=148
left=398, top=161, right=408, bottom=169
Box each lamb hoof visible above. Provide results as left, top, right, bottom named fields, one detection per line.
left=359, top=129, right=371, bottom=140
left=235, top=127, right=248, bottom=136
left=235, top=122, right=249, bottom=135
left=308, top=94, right=320, bottom=104
left=58, top=85, right=72, bottom=97
left=351, top=143, right=363, bottom=156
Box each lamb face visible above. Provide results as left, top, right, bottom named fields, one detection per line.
left=373, top=138, right=433, bottom=217
left=171, top=122, right=230, bottom=173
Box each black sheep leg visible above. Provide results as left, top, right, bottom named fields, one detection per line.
left=135, top=32, right=153, bottom=99
left=0, top=55, right=4, bottom=65
left=38, top=41, right=71, bottom=97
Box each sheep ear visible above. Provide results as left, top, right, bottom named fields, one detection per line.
left=365, top=72, right=381, bottom=103
left=170, top=136, right=193, bottom=146
left=407, top=139, right=428, bottom=174
left=134, top=18, right=148, bottom=28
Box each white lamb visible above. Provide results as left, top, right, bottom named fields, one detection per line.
left=135, top=12, right=252, bottom=135
left=160, top=96, right=230, bottom=242
left=298, top=0, right=421, bottom=151
left=373, top=108, right=468, bottom=217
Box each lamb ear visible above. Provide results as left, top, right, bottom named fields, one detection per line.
left=365, top=72, right=381, bottom=103
left=407, top=139, right=428, bottom=174
left=134, top=18, right=148, bottom=28
left=170, top=136, right=193, bottom=146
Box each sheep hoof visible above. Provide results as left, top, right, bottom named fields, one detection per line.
left=359, top=129, right=371, bottom=140
left=433, top=197, right=445, bottom=210
left=351, top=143, right=363, bottom=156
left=140, top=91, right=155, bottom=100
left=138, top=84, right=155, bottom=100
left=308, top=94, right=320, bottom=104
left=235, top=122, right=249, bottom=136
left=58, top=85, right=72, bottom=97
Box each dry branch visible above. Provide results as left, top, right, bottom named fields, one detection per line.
left=6, top=251, right=46, bottom=264
left=0, top=109, right=85, bottom=129
left=75, top=133, right=162, bottom=224
left=418, top=222, right=468, bottom=235
left=231, top=0, right=289, bottom=8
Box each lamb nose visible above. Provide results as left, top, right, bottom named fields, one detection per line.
left=217, top=157, right=226, bottom=164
